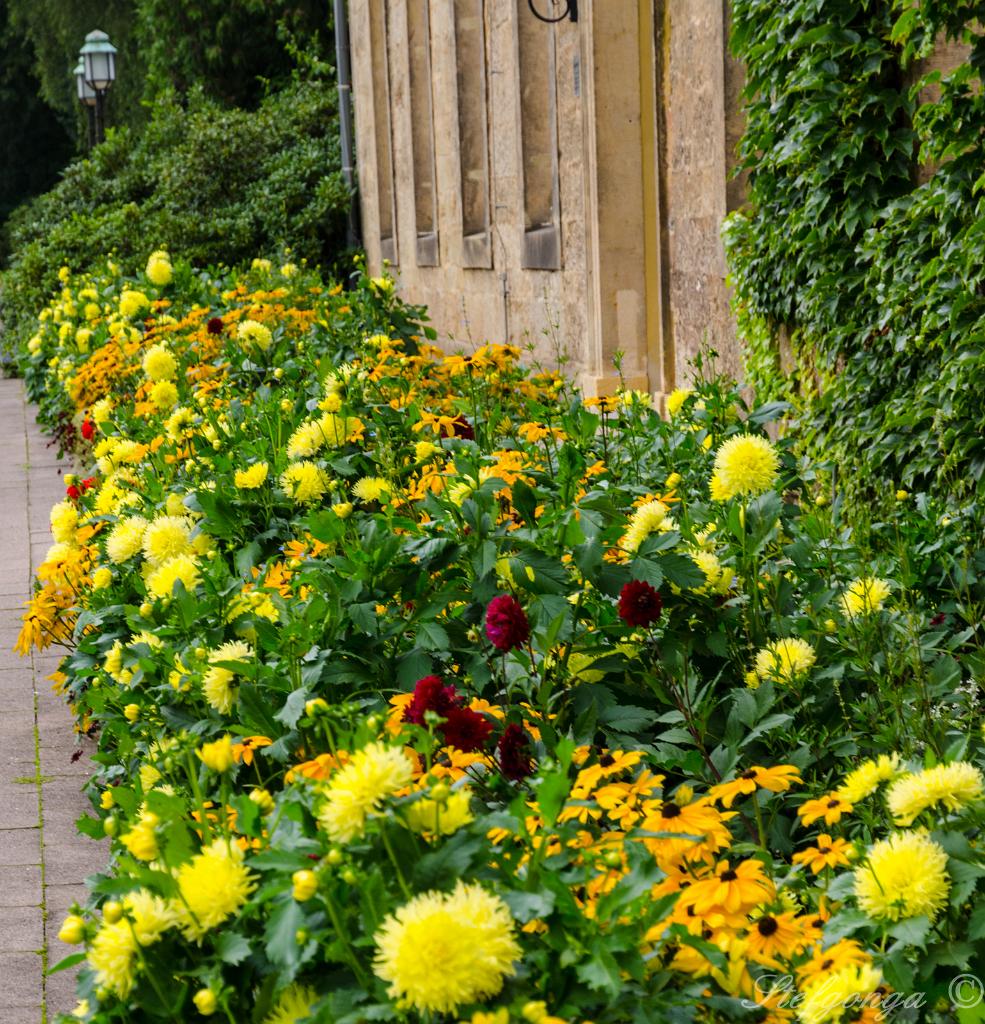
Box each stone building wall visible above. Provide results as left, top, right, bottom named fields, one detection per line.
left=348, top=0, right=746, bottom=401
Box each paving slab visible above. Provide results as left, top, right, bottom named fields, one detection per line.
left=0, top=380, right=104, bottom=1020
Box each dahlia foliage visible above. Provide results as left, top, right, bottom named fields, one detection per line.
left=18, top=254, right=985, bottom=1023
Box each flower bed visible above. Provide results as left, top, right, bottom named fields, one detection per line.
left=18, top=252, right=985, bottom=1023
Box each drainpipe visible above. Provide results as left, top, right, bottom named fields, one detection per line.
left=334, top=0, right=360, bottom=248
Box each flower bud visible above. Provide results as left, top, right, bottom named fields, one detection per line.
left=58, top=914, right=86, bottom=944
left=193, top=988, right=218, bottom=1016
left=292, top=869, right=318, bottom=902
left=102, top=901, right=123, bottom=924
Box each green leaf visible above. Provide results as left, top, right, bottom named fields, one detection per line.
left=216, top=931, right=252, bottom=965
left=265, top=897, right=304, bottom=970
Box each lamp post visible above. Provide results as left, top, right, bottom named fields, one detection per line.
left=78, top=30, right=117, bottom=147
left=74, top=59, right=98, bottom=150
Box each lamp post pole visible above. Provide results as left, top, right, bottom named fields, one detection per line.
left=78, top=30, right=118, bottom=148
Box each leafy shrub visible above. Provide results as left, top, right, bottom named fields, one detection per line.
left=17, top=252, right=985, bottom=1021
left=0, top=77, right=349, bottom=353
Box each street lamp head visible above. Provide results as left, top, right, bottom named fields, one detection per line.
left=80, top=29, right=117, bottom=92
left=74, top=59, right=98, bottom=107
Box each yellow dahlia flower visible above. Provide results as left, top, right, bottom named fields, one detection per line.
left=854, top=830, right=949, bottom=922
left=836, top=753, right=902, bottom=804
left=175, top=839, right=257, bottom=940
left=106, top=516, right=148, bottom=564
left=142, top=344, right=177, bottom=381
left=145, top=250, right=173, bottom=286
left=840, top=577, right=891, bottom=617
left=287, top=419, right=331, bottom=459
left=318, top=742, right=414, bottom=843
left=754, top=638, right=816, bottom=685
left=665, top=387, right=693, bottom=417
left=353, top=476, right=390, bottom=503
left=237, top=319, right=273, bottom=352
left=264, top=985, right=318, bottom=1024
left=799, top=963, right=884, bottom=1024
left=712, top=435, right=780, bottom=499
left=50, top=500, right=79, bottom=544
left=197, top=735, right=234, bottom=773
left=374, top=881, right=520, bottom=1014
left=203, top=640, right=252, bottom=714
left=88, top=919, right=139, bottom=997
left=405, top=788, right=474, bottom=836
left=149, top=380, right=178, bottom=411
left=119, top=289, right=150, bottom=319
left=622, top=499, right=675, bottom=554
left=886, top=761, right=984, bottom=826
left=91, top=566, right=113, bottom=590
left=234, top=462, right=269, bottom=489
left=145, top=553, right=200, bottom=599
left=120, top=810, right=159, bottom=862
left=280, top=461, right=329, bottom=505
left=123, top=889, right=178, bottom=946
left=142, top=516, right=193, bottom=566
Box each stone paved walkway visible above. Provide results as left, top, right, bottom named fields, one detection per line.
left=0, top=378, right=103, bottom=1022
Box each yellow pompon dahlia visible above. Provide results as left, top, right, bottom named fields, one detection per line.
left=799, top=963, right=885, bottom=1024
left=665, top=387, right=693, bottom=418
left=854, top=830, right=949, bottom=922
left=120, top=810, right=159, bottom=861
left=353, top=476, right=390, bottom=503
left=708, top=470, right=733, bottom=501
left=712, top=435, right=780, bottom=499
left=754, top=638, right=816, bottom=685
left=198, top=735, right=235, bottom=773
left=142, top=344, right=177, bottom=381
left=234, top=462, right=269, bottom=489
left=123, top=889, right=178, bottom=946
left=374, top=881, right=521, bottom=1014
left=264, top=984, right=318, bottom=1024
left=175, top=839, right=257, bottom=941
left=149, top=380, right=178, bottom=411
left=145, top=250, right=173, bottom=286
left=287, top=419, right=330, bottom=459
left=50, top=500, right=79, bottom=544
left=145, top=553, right=200, bottom=599
left=88, top=919, right=139, bottom=997
left=318, top=742, right=414, bottom=843
left=837, top=753, right=902, bottom=804
left=886, top=761, right=984, bottom=826
left=405, top=788, right=474, bottom=836
left=120, top=289, right=150, bottom=319
left=237, top=319, right=273, bottom=352
left=203, top=640, right=252, bottom=714
left=840, top=577, right=891, bottom=618
left=280, top=461, right=329, bottom=505
left=622, top=499, right=675, bottom=554
left=92, top=566, right=113, bottom=590
left=143, top=516, right=193, bottom=566
left=106, top=516, right=148, bottom=564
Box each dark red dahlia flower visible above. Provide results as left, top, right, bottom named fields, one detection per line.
left=65, top=485, right=80, bottom=500
left=485, top=594, right=530, bottom=652
left=441, top=707, right=493, bottom=752
left=450, top=415, right=475, bottom=440
left=618, top=580, right=663, bottom=628
left=404, top=675, right=461, bottom=726
left=206, top=317, right=225, bottom=335
left=497, top=724, right=533, bottom=781
left=81, top=419, right=95, bottom=441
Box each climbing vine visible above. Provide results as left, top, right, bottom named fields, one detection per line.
left=726, top=0, right=985, bottom=503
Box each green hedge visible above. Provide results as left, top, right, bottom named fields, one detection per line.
left=0, top=77, right=350, bottom=354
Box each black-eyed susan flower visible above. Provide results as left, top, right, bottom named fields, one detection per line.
left=745, top=910, right=808, bottom=966
left=798, top=792, right=852, bottom=827
left=710, top=765, right=801, bottom=808
left=792, top=834, right=854, bottom=874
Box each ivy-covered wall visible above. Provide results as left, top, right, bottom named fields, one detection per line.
left=726, top=1, right=985, bottom=504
